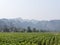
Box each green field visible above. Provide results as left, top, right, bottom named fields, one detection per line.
left=0, top=32, right=60, bottom=45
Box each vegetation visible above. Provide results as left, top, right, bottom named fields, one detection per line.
left=0, top=26, right=51, bottom=32
left=0, top=32, right=59, bottom=45
left=0, top=26, right=59, bottom=45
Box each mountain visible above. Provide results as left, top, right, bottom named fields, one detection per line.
left=0, top=18, right=60, bottom=31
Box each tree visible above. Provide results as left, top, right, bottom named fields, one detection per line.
left=33, top=28, right=36, bottom=32
left=27, top=26, right=32, bottom=32
left=4, top=27, right=10, bottom=32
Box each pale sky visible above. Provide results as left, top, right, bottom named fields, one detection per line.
left=0, top=0, right=60, bottom=20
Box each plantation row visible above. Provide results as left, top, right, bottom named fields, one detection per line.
left=0, top=32, right=60, bottom=45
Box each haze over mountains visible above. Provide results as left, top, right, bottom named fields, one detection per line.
left=0, top=18, right=60, bottom=31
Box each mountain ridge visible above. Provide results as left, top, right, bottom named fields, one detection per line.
left=0, top=18, right=60, bottom=31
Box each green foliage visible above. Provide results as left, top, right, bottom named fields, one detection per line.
left=0, top=32, right=59, bottom=45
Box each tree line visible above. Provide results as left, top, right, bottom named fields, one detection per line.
left=0, top=26, right=50, bottom=32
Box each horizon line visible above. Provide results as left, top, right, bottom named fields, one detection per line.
left=0, top=17, right=60, bottom=21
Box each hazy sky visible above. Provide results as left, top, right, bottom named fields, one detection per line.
left=0, top=0, right=60, bottom=20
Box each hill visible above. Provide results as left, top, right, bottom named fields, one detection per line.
left=0, top=18, right=60, bottom=32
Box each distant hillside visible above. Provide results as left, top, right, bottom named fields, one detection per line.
left=0, top=18, right=60, bottom=31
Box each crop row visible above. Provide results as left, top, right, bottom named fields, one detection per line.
left=0, top=33, right=59, bottom=45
